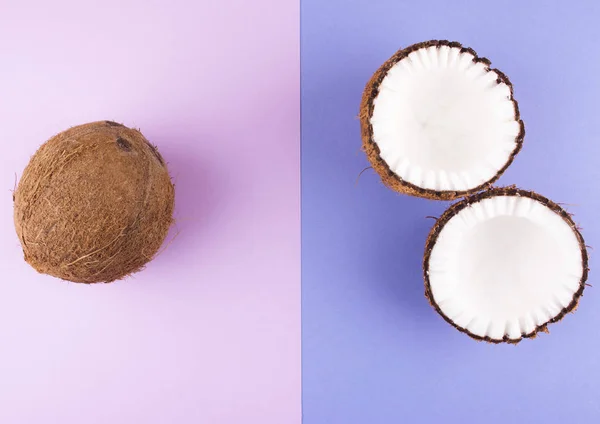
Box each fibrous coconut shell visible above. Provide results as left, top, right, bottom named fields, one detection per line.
left=14, top=121, right=175, bottom=283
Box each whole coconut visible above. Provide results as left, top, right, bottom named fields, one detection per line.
left=14, top=121, right=175, bottom=283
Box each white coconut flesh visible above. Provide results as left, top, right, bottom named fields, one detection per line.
left=427, top=195, right=584, bottom=340
left=371, top=45, right=521, bottom=192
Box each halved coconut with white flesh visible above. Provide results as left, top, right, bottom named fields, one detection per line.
left=424, top=188, right=588, bottom=343
left=360, top=40, right=524, bottom=200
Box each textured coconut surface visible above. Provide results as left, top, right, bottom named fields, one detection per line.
left=13, top=121, right=174, bottom=283
left=423, top=187, right=588, bottom=343
left=360, top=40, right=524, bottom=200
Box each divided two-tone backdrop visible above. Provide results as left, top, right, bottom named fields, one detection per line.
left=1, top=1, right=599, bottom=423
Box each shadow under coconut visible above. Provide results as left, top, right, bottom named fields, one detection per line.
left=298, top=47, right=450, bottom=335
left=362, top=199, right=449, bottom=331
left=144, top=139, right=226, bottom=272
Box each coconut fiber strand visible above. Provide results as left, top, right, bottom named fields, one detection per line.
left=14, top=121, right=175, bottom=283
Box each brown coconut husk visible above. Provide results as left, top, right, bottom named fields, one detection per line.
left=423, top=187, right=589, bottom=344
left=359, top=40, right=525, bottom=201
left=13, top=121, right=175, bottom=284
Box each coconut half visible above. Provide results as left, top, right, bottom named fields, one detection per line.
left=360, top=40, right=524, bottom=200
left=424, top=188, right=588, bottom=343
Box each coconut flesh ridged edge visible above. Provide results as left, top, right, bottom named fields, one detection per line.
left=359, top=40, right=525, bottom=201
left=423, top=187, right=589, bottom=344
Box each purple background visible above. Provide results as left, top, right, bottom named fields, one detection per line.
left=301, top=1, right=600, bottom=423
left=0, top=1, right=300, bottom=423
left=3, top=0, right=600, bottom=422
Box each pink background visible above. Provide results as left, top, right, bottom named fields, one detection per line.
left=0, top=1, right=300, bottom=423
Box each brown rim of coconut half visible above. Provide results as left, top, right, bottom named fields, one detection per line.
left=423, top=187, right=588, bottom=344
left=360, top=40, right=525, bottom=200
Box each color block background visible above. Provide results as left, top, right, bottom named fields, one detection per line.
left=3, top=0, right=600, bottom=423
left=0, top=1, right=300, bottom=423
left=301, top=1, right=600, bottom=423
